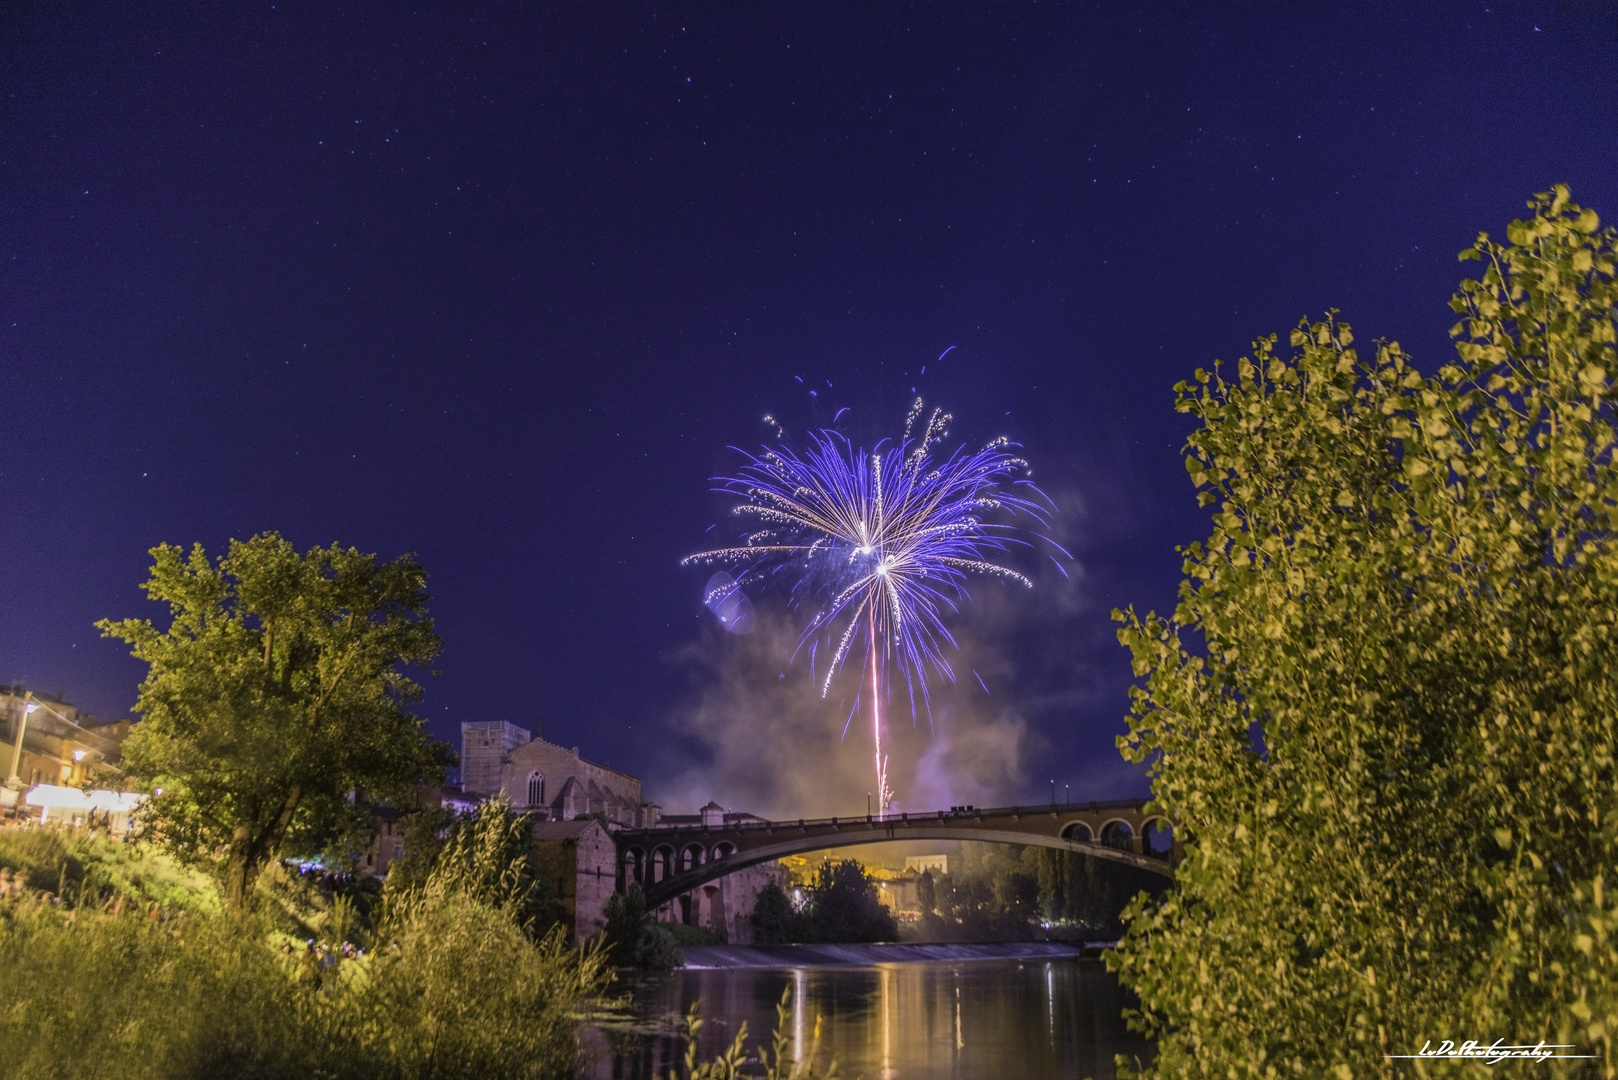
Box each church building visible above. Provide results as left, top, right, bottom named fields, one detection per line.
left=459, top=719, right=779, bottom=942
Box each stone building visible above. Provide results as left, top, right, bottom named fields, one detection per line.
left=360, top=785, right=477, bottom=877
left=870, top=866, right=923, bottom=918
left=0, top=687, right=131, bottom=812
left=491, top=725, right=661, bottom=828
left=530, top=818, right=618, bottom=938
left=457, top=719, right=786, bottom=943
left=459, top=720, right=531, bottom=796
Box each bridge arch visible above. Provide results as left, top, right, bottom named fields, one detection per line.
left=634, top=823, right=1172, bottom=910
left=1098, top=819, right=1135, bottom=851
left=1061, top=822, right=1093, bottom=843
left=1141, top=816, right=1174, bottom=859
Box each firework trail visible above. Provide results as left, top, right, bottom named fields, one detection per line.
left=684, top=399, right=1057, bottom=813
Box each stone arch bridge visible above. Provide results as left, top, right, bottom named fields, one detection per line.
left=616, top=799, right=1176, bottom=910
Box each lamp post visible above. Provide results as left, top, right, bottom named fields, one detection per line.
left=2, top=692, right=37, bottom=809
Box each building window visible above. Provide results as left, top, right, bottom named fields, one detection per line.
left=528, top=771, right=545, bottom=807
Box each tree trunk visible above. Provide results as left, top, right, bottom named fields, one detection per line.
left=224, top=824, right=260, bottom=914
left=222, top=785, right=304, bottom=915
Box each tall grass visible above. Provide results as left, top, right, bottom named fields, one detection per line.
left=0, top=808, right=822, bottom=1079
left=0, top=827, right=219, bottom=913
left=0, top=890, right=609, bottom=1080
left=0, top=810, right=611, bottom=1080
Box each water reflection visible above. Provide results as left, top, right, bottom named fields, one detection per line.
left=581, top=958, right=1149, bottom=1080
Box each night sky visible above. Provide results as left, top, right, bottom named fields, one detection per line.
left=4, top=4, right=1616, bottom=815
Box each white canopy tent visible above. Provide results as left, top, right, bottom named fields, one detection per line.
left=24, top=785, right=144, bottom=827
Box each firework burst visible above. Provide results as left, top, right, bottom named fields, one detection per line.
left=684, top=399, right=1057, bottom=813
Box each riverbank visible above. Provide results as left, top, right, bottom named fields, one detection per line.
left=679, top=940, right=1114, bottom=969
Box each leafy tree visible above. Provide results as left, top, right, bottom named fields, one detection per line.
left=1110, top=188, right=1618, bottom=1075
left=749, top=881, right=798, bottom=945
left=915, top=868, right=936, bottom=916
left=601, top=883, right=648, bottom=965
left=601, top=884, right=683, bottom=970
left=797, top=859, right=897, bottom=943
left=99, top=533, right=449, bottom=913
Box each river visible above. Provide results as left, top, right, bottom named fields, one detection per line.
left=579, top=946, right=1151, bottom=1079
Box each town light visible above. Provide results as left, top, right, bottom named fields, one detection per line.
left=73, top=750, right=86, bottom=762
left=5, top=691, right=37, bottom=799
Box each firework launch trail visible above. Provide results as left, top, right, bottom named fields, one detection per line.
left=684, top=399, right=1058, bottom=813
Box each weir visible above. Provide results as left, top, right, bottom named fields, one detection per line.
left=678, top=941, right=1103, bottom=969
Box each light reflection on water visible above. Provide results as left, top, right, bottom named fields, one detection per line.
left=580, top=958, right=1150, bottom=1080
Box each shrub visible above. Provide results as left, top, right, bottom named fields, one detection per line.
left=381, top=798, right=560, bottom=938
left=357, top=890, right=608, bottom=1079
left=0, top=801, right=612, bottom=1080
left=602, top=884, right=685, bottom=970
left=634, top=922, right=683, bottom=972
left=0, top=900, right=319, bottom=1079
left=664, top=921, right=722, bottom=946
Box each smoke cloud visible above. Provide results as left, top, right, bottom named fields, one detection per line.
left=656, top=486, right=1133, bottom=819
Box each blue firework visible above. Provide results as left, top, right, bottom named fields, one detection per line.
left=684, top=399, right=1056, bottom=811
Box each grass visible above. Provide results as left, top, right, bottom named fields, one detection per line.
left=664, top=921, right=725, bottom=947
left=0, top=812, right=823, bottom=1079
left=0, top=825, right=220, bottom=913
left=0, top=818, right=611, bottom=1080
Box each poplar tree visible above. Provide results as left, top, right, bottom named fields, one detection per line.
left=99, top=533, right=446, bottom=913
left=1110, top=188, right=1618, bottom=1075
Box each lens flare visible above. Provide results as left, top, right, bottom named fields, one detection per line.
left=684, top=399, right=1058, bottom=812
left=702, top=571, right=758, bottom=634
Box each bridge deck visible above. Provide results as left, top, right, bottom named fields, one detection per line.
left=618, top=798, right=1151, bottom=841
left=610, top=800, right=1174, bottom=908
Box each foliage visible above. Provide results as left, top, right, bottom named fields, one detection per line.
left=635, top=922, right=684, bottom=971
left=359, top=888, right=610, bottom=1079
left=915, top=867, right=935, bottom=915
left=892, top=844, right=1158, bottom=942
left=0, top=898, right=318, bottom=1079
left=98, top=533, right=450, bottom=912
left=374, top=803, right=458, bottom=895
left=0, top=884, right=610, bottom=1079
left=756, top=859, right=896, bottom=944
left=749, top=881, right=798, bottom=945
left=601, top=882, right=647, bottom=964
left=671, top=988, right=840, bottom=1080
left=383, top=798, right=558, bottom=937
left=602, top=883, right=684, bottom=970
left=0, top=828, right=220, bottom=914
left=1025, top=848, right=1165, bottom=937
left=664, top=921, right=723, bottom=946
left=1109, top=187, right=1618, bottom=1076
